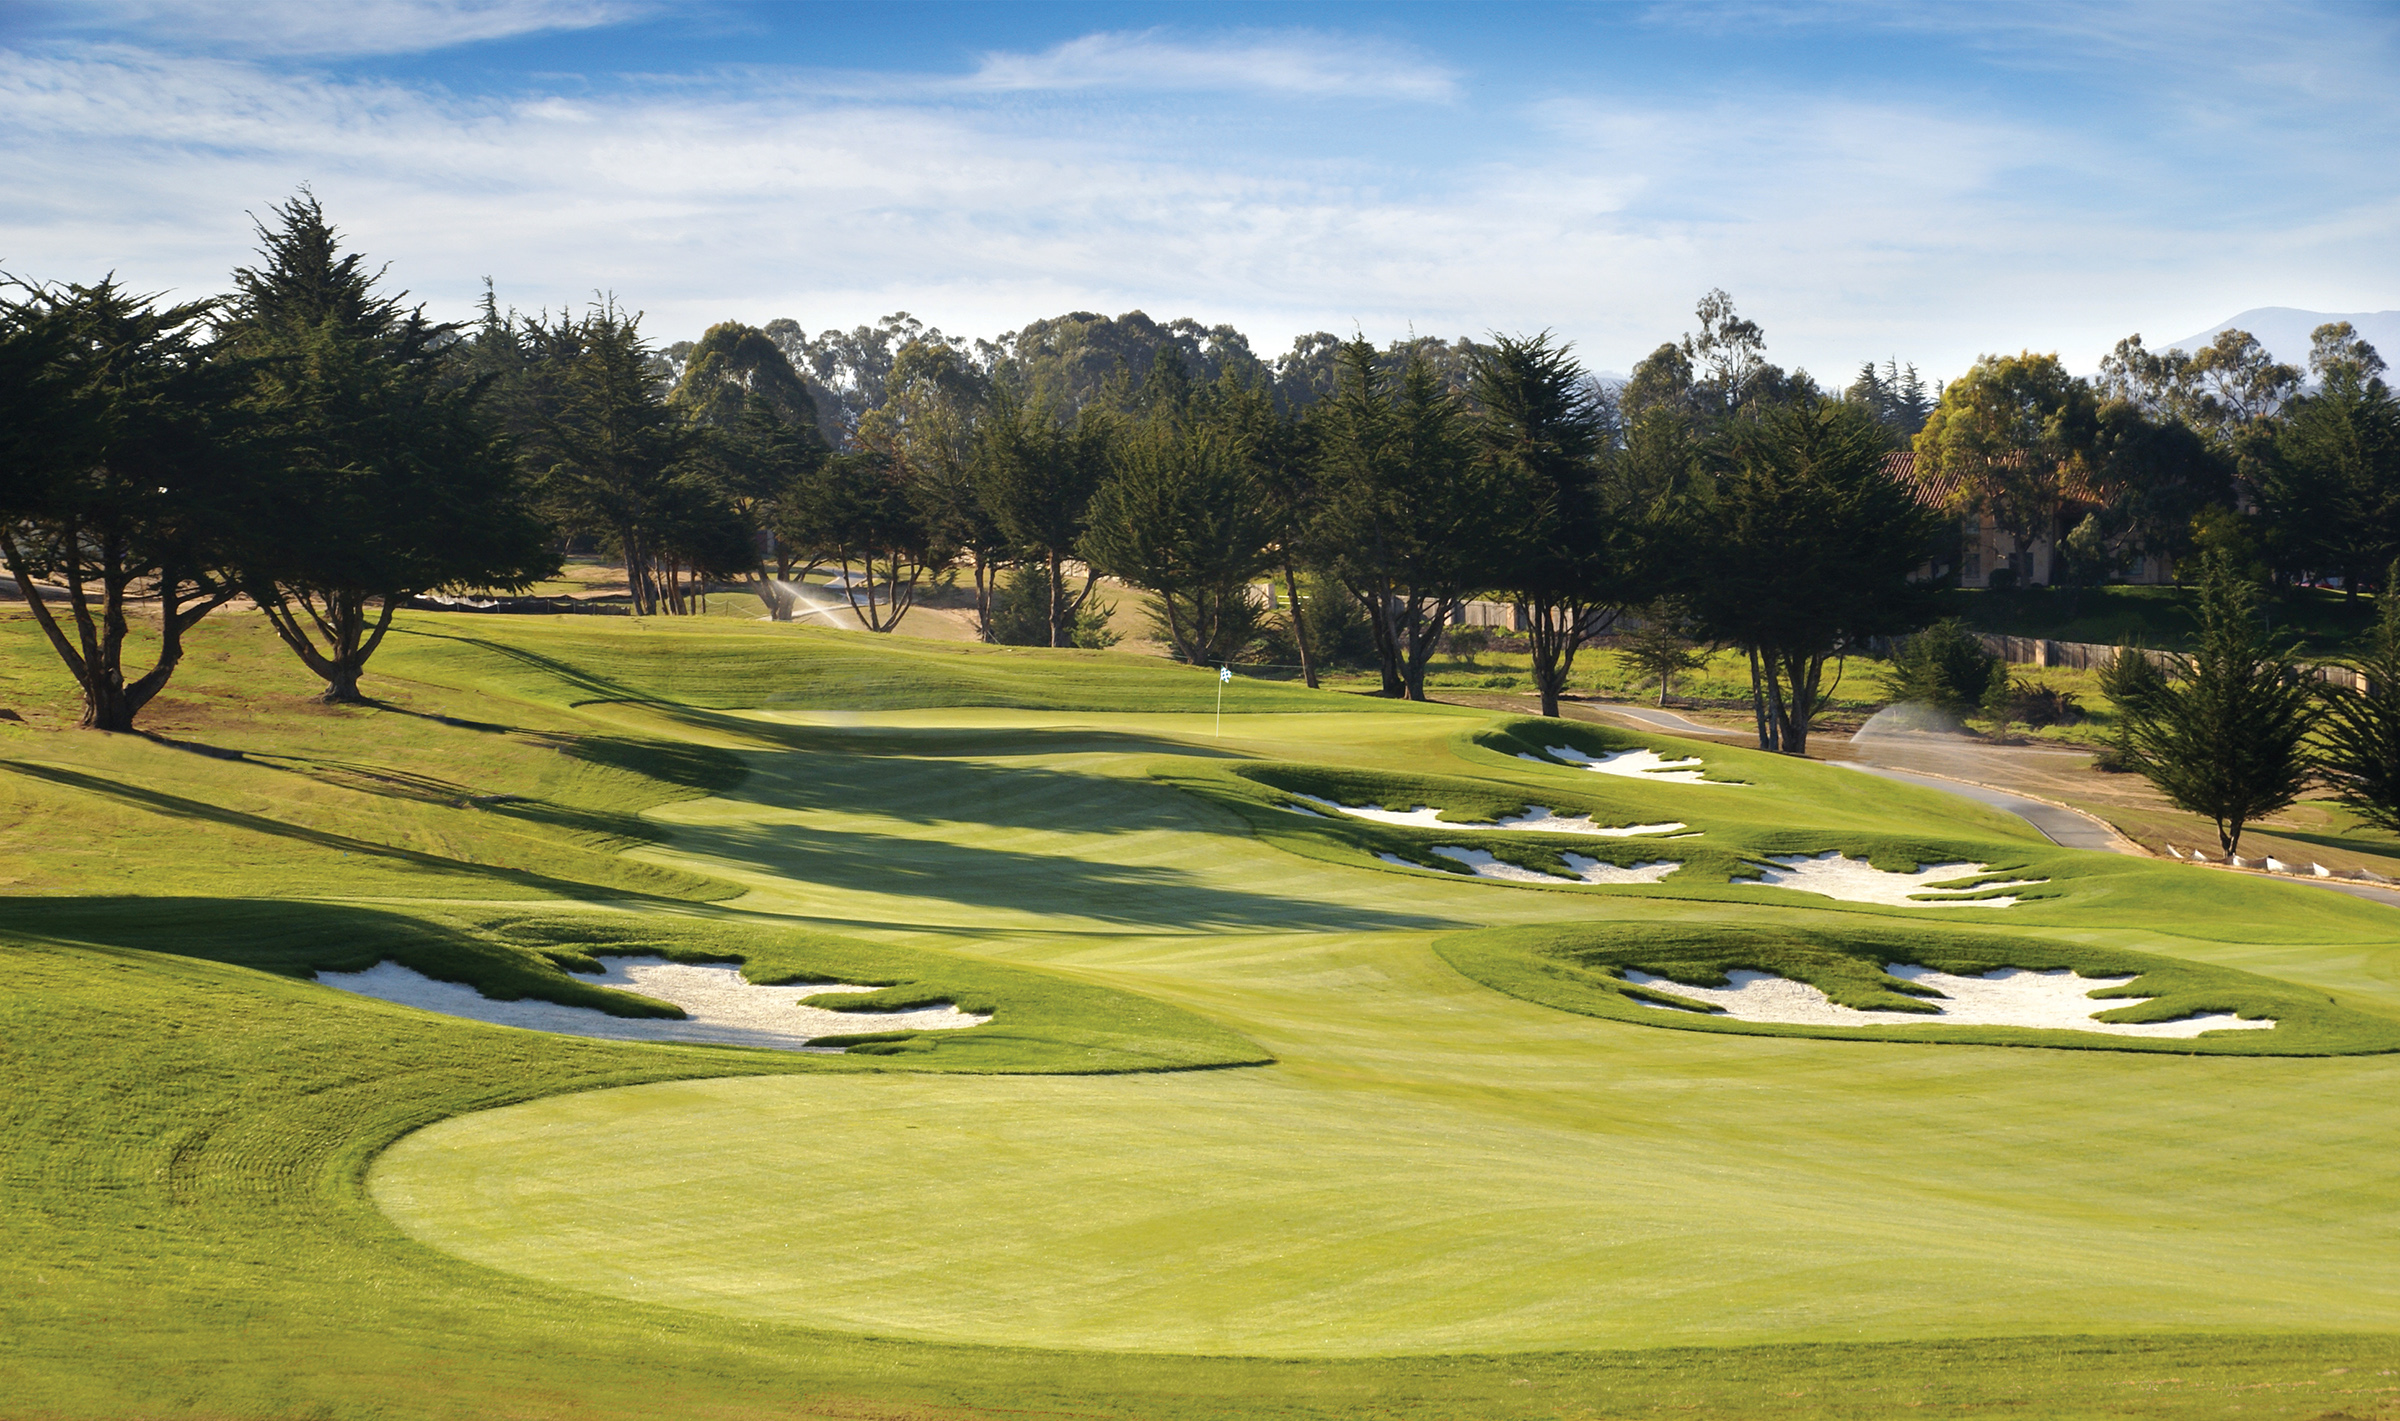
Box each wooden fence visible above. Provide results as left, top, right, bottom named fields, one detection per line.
left=1975, top=632, right=2365, bottom=691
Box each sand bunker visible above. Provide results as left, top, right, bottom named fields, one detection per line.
left=1734, top=851, right=2044, bottom=906
left=1377, top=848, right=1679, bottom=885
left=1524, top=745, right=1732, bottom=784
left=1294, top=794, right=1686, bottom=838
left=315, top=957, right=990, bottom=1053
left=1621, top=963, right=2275, bottom=1037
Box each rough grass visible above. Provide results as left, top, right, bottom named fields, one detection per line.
left=1436, top=917, right=2400, bottom=1055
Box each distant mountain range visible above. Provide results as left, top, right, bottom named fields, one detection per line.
left=2163, top=307, right=2400, bottom=369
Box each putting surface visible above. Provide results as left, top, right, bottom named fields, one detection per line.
left=373, top=705, right=2400, bottom=1356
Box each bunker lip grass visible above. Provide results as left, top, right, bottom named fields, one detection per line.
left=1293, top=793, right=1687, bottom=838
left=1524, top=744, right=1737, bottom=784
left=1622, top=963, right=2278, bottom=1037
left=1436, top=919, right=2394, bottom=1055
left=1377, top=848, right=1682, bottom=885
left=317, top=955, right=991, bottom=1052
left=1735, top=850, right=2044, bottom=906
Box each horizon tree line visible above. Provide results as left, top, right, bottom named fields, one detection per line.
left=2, top=194, right=2395, bottom=772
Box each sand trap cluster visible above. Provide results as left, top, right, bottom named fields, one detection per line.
left=1292, top=794, right=1686, bottom=838
left=315, top=957, right=990, bottom=1053
left=1378, top=848, right=1680, bottom=885
left=1524, top=745, right=1733, bottom=785
left=1735, top=851, right=2044, bottom=906
left=1621, top=963, right=2275, bottom=1037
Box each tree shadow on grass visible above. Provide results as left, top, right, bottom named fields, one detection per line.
left=715, top=740, right=1266, bottom=839
left=0, top=894, right=500, bottom=976
left=0, top=759, right=633, bottom=898
left=658, top=812, right=1455, bottom=933
left=728, top=718, right=1252, bottom=763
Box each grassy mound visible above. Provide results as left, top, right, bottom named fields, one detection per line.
left=1470, top=715, right=1754, bottom=783
left=1154, top=759, right=1696, bottom=882
left=1437, top=918, right=2400, bottom=1055
left=1161, top=756, right=2065, bottom=899
left=0, top=896, right=1270, bottom=1072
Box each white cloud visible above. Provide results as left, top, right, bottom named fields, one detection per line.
left=47, top=0, right=648, bottom=58
left=0, top=26, right=2391, bottom=381
left=967, top=29, right=1457, bottom=102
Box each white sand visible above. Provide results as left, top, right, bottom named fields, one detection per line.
left=1377, top=848, right=1680, bottom=885
left=1294, top=794, right=1686, bottom=838
left=1524, top=745, right=1739, bottom=785
left=1733, top=851, right=2044, bottom=906
left=1621, top=963, right=2275, bottom=1037
left=314, top=957, right=991, bottom=1053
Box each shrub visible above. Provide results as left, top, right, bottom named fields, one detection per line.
left=2003, top=679, right=2083, bottom=728
left=992, top=565, right=1118, bottom=649
left=1256, top=575, right=1379, bottom=671
left=1442, top=625, right=1493, bottom=666
left=1884, top=619, right=2002, bottom=713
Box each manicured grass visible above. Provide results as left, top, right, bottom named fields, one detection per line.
left=5, top=605, right=2400, bottom=1418
left=0, top=611, right=745, bottom=901
left=0, top=896, right=1267, bottom=1071
left=1437, top=917, right=2400, bottom=1054
left=377, top=612, right=1407, bottom=716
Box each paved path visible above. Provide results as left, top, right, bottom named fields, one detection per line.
left=1830, top=762, right=2129, bottom=853
left=1589, top=704, right=1749, bottom=738
left=1585, top=701, right=2400, bottom=910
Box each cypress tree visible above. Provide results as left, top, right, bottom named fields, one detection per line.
left=2316, top=560, right=2400, bottom=833
left=2121, top=556, right=2317, bottom=856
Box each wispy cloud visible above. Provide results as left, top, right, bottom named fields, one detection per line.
left=966, top=29, right=1457, bottom=103
left=0, top=16, right=2391, bottom=379
left=43, top=0, right=649, bottom=58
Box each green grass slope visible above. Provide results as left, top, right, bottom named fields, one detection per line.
left=6, top=605, right=2400, bottom=1419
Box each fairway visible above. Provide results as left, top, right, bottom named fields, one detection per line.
left=9, top=611, right=2400, bottom=1419
left=374, top=698, right=2400, bottom=1354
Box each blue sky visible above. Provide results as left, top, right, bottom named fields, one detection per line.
left=3, top=1, right=2394, bottom=380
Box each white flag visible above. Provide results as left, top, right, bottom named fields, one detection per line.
left=1219, top=666, right=1233, bottom=683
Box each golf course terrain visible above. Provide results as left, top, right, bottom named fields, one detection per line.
left=5, top=607, right=2398, bottom=1419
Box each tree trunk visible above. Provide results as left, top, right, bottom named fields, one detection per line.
left=1522, top=598, right=1611, bottom=721
left=1048, top=550, right=1066, bottom=647
left=1356, top=582, right=1403, bottom=697
left=1745, top=647, right=1777, bottom=753
left=2, top=527, right=210, bottom=733
left=81, top=680, right=138, bottom=733
left=1281, top=559, right=1316, bottom=689
left=1400, top=596, right=1453, bottom=703
left=972, top=551, right=998, bottom=643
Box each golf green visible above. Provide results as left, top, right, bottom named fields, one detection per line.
left=371, top=706, right=2400, bottom=1356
